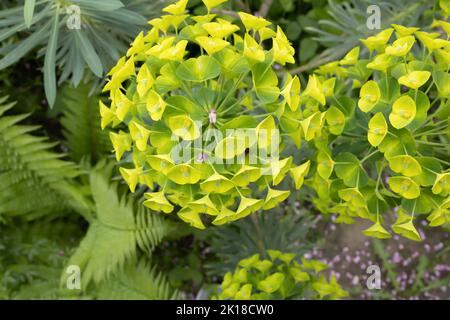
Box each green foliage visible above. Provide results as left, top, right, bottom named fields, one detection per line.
left=101, top=0, right=311, bottom=229
left=0, top=95, right=82, bottom=220
left=0, top=0, right=165, bottom=106
left=213, top=250, right=347, bottom=300
left=206, top=204, right=319, bottom=276
left=58, top=83, right=111, bottom=162
left=0, top=96, right=176, bottom=299
left=372, top=238, right=450, bottom=299
left=1, top=0, right=449, bottom=302
left=299, top=24, right=450, bottom=240
left=0, top=221, right=85, bottom=299
left=96, top=260, right=179, bottom=299
left=62, top=162, right=171, bottom=288
left=303, top=0, right=434, bottom=71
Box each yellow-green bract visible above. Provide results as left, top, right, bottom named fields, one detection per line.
left=100, top=0, right=309, bottom=229
left=303, top=23, right=450, bottom=241
left=213, top=250, right=347, bottom=300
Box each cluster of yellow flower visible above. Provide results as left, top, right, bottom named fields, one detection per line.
left=99, top=0, right=309, bottom=229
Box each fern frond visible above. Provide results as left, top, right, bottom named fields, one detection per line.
left=59, top=84, right=111, bottom=163
left=0, top=96, right=82, bottom=220
left=63, top=163, right=171, bottom=288
left=0, top=221, right=85, bottom=299
left=96, top=260, right=179, bottom=300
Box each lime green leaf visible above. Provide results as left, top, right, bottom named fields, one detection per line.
left=303, top=74, right=325, bottom=105
left=200, top=173, right=235, bottom=194
left=176, top=56, right=221, bottom=82
left=119, top=167, right=141, bottom=193
left=168, top=115, right=200, bottom=141
left=398, top=71, right=431, bottom=90
left=143, top=192, right=174, bottom=213
left=432, top=173, right=450, bottom=196
left=252, top=61, right=280, bottom=104
left=325, top=106, right=345, bottom=135
left=335, top=152, right=368, bottom=188
left=214, top=136, right=247, bottom=159
left=232, top=165, right=261, bottom=187
left=406, top=91, right=430, bottom=130
left=358, top=80, right=380, bottom=112
left=196, top=36, right=230, bottom=55
left=339, top=47, right=359, bottom=65
left=129, top=121, right=150, bottom=151
left=415, top=157, right=442, bottom=186
left=389, top=95, right=416, bottom=129
left=239, top=254, right=260, bottom=268
left=254, top=260, right=273, bottom=273
left=267, top=250, right=281, bottom=261
left=368, top=112, right=388, bottom=147
left=385, top=36, right=415, bottom=57
left=392, top=219, right=422, bottom=241
left=238, top=12, right=271, bottom=31
left=289, top=268, right=310, bottom=282
left=234, top=196, right=264, bottom=220
left=257, top=273, right=285, bottom=294
left=202, top=0, right=227, bottom=11
left=146, top=154, right=174, bottom=175
left=244, top=33, right=265, bottom=62
left=433, top=71, right=450, bottom=97
left=388, top=176, right=421, bottom=199
left=317, top=151, right=334, bottom=179
left=362, top=222, right=392, bottom=239
left=234, top=284, right=252, bottom=300
left=188, top=195, right=219, bottom=215
left=212, top=207, right=236, bottom=226
left=109, top=131, right=132, bottom=161
left=177, top=208, right=205, bottom=229
left=163, top=0, right=188, bottom=15
left=290, top=160, right=310, bottom=189
left=256, top=115, right=277, bottom=150
left=388, top=155, right=422, bottom=177
left=263, top=188, right=290, bottom=210
left=166, top=164, right=202, bottom=185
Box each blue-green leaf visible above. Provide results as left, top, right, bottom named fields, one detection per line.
left=24, top=0, right=36, bottom=28
left=44, top=13, right=59, bottom=108
left=74, top=30, right=103, bottom=77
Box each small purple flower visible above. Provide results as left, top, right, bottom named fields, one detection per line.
left=392, top=252, right=402, bottom=264
left=434, top=243, right=444, bottom=251
left=196, top=153, right=208, bottom=163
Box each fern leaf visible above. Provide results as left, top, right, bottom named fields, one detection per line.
left=0, top=96, right=81, bottom=220
left=96, top=260, right=179, bottom=300
left=58, top=84, right=111, bottom=162
left=63, top=164, right=170, bottom=287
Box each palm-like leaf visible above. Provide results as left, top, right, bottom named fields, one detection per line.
left=0, top=0, right=166, bottom=106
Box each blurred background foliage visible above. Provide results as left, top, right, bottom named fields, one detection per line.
left=0, top=0, right=448, bottom=300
